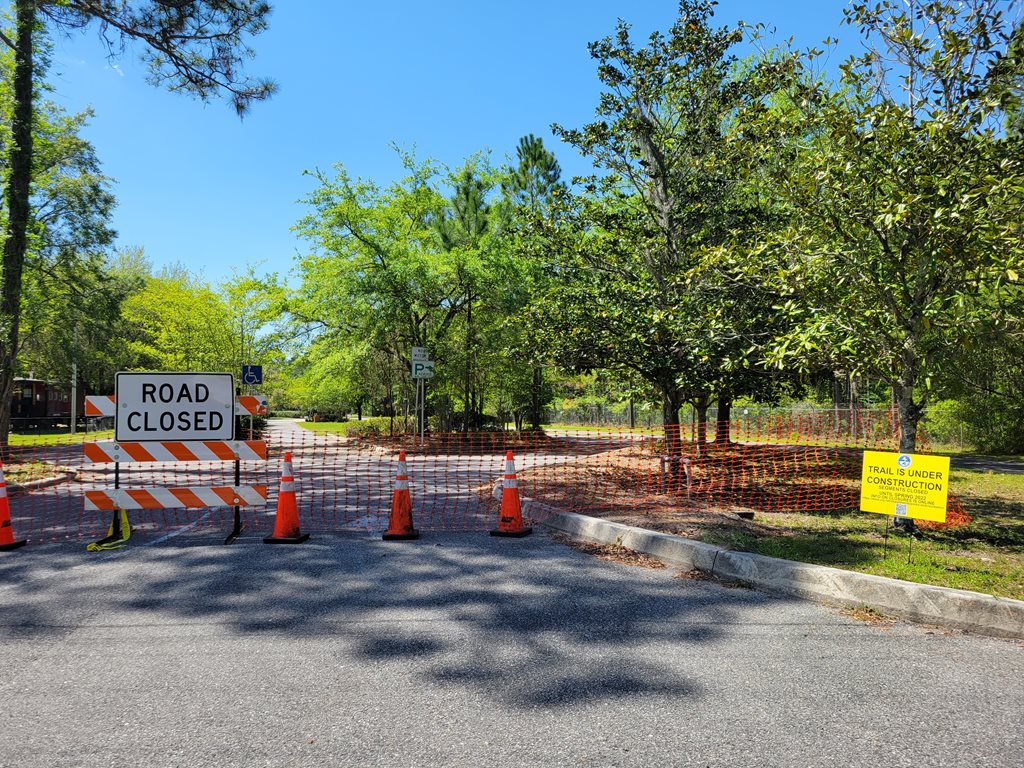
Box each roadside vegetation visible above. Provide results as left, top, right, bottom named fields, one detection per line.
left=8, top=429, right=113, bottom=446
left=655, top=469, right=1024, bottom=599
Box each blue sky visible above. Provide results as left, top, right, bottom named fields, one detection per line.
left=47, top=1, right=853, bottom=286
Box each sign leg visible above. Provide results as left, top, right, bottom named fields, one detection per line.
left=224, top=458, right=243, bottom=545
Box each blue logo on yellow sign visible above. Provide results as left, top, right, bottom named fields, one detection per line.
left=897, top=454, right=912, bottom=469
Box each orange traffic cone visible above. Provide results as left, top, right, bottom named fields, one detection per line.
left=0, top=458, right=26, bottom=551
left=264, top=451, right=310, bottom=544
left=383, top=450, right=419, bottom=541
left=491, top=450, right=532, bottom=538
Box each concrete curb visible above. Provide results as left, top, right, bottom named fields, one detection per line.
left=542, top=511, right=1024, bottom=640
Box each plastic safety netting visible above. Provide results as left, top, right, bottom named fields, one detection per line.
left=4, top=412, right=968, bottom=546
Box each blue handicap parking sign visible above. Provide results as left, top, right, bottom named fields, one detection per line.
left=242, top=365, right=263, bottom=385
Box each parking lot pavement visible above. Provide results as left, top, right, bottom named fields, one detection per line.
left=1, top=531, right=1022, bottom=768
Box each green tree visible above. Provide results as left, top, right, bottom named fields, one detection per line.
left=292, top=150, right=540, bottom=433
left=547, top=0, right=790, bottom=450
left=1, top=0, right=274, bottom=444
left=119, top=265, right=237, bottom=373
left=1, top=37, right=118, bottom=403
left=292, top=154, right=462, bottom=423
left=764, top=0, right=1024, bottom=452
left=988, top=19, right=1024, bottom=137
left=436, top=164, right=493, bottom=431
left=222, top=267, right=292, bottom=396
left=502, top=133, right=565, bottom=429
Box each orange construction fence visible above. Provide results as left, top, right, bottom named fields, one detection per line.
left=2, top=412, right=968, bottom=546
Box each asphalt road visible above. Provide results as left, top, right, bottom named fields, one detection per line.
left=2, top=531, right=1022, bottom=768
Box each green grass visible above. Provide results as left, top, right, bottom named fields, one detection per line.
left=298, top=421, right=349, bottom=435
left=541, top=422, right=644, bottom=433
left=299, top=418, right=414, bottom=438
left=698, top=467, right=1024, bottom=600
left=8, top=429, right=113, bottom=446
left=934, top=447, right=1024, bottom=462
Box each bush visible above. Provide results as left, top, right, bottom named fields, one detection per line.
left=338, top=416, right=413, bottom=438
left=306, top=411, right=349, bottom=423
left=235, top=415, right=267, bottom=438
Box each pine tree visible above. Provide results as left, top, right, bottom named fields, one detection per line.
left=0, top=1, right=275, bottom=446
left=502, top=134, right=564, bottom=429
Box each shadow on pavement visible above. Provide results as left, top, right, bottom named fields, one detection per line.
left=0, top=533, right=791, bottom=710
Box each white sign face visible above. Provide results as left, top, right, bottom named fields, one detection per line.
left=411, top=360, right=435, bottom=379
left=411, top=347, right=429, bottom=362
left=116, top=372, right=235, bottom=442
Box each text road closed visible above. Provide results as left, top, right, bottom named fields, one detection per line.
left=116, top=372, right=234, bottom=441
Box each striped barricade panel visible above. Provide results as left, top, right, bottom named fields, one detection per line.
left=84, top=485, right=269, bottom=511
left=83, top=440, right=268, bottom=463
left=236, top=396, right=269, bottom=416
left=85, top=395, right=268, bottom=417
left=85, top=395, right=115, bottom=416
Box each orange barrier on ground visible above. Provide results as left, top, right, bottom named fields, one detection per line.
left=5, top=411, right=970, bottom=544
left=0, top=459, right=26, bottom=551
left=491, top=450, right=531, bottom=538
left=383, top=450, right=419, bottom=541
left=264, top=451, right=309, bottom=544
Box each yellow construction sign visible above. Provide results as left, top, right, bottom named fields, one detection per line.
left=860, top=451, right=950, bottom=523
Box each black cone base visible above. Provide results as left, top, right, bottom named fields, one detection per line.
left=490, top=527, right=533, bottom=538
left=383, top=530, right=420, bottom=541
left=263, top=533, right=311, bottom=544
left=0, top=539, right=27, bottom=551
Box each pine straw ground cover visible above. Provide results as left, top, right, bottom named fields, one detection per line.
left=4, top=461, right=73, bottom=488
left=517, top=446, right=1024, bottom=601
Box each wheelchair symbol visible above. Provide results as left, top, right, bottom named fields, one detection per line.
left=242, top=365, right=262, bottom=385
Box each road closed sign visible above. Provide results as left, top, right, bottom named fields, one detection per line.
left=116, top=372, right=235, bottom=442
left=860, top=450, right=950, bottom=523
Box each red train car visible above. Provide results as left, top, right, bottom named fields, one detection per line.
left=10, top=378, right=86, bottom=430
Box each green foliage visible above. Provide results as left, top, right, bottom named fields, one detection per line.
left=1, top=0, right=274, bottom=445
left=0, top=37, right=120, bottom=391
left=117, top=264, right=237, bottom=373
left=539, top=0, right=798, bottom=444
left=501, top=134, right=566, bottom=213
left=987, top=20, right=1024, bottom=136
left=300, top=416, right=413, bottom=439
left=290, top=148, right=543, bottom=430
left=760, top=0, right=1024, bottom=451
left=930, top=327, right=1024, bottom=454
left=38, top=1, right=276, bottom=114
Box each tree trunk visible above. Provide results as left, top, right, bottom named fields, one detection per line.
left=695, top=404, right=709, bottom=447
left=893, top=338, right=924, bottom=453
left=690, top=392, right=712, bottom=450
left=893, top=384, right=923, bottom=453
left=463, top=289, right=472, bottom=432
left=0, top=1, right=36, bottom=452
left=661, top=385, right=683, bottom=456
left=528, top=366, right=543, bottom=430
left=715, top=393, right=732, bottom=444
